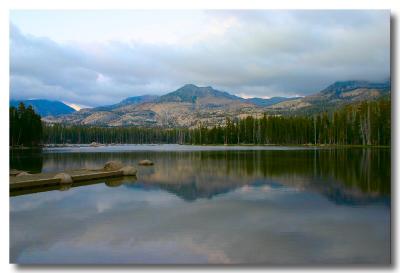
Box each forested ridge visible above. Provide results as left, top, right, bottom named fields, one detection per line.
left=42, top=99, right=391, bottom=146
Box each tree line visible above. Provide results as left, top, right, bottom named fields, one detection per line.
left=42, top=99, right=390, bottom=146
left=10, top=102, right=43, bottom=147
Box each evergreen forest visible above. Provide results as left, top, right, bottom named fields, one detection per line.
left=40, top=99, right=391, bottom=146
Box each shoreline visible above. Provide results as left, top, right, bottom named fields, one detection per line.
left=10, top=143, right=391, bottom=149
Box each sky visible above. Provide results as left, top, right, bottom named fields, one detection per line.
left=10, top=10, right=390, bottom=108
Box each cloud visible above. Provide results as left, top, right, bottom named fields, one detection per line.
left=10, top=10, right=390, bottom=106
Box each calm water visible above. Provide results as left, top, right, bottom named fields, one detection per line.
left=10, top=145, right=391, bottom=264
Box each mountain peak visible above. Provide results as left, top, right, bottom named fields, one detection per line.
left=158, top=84, right=241, bottom=103
left=181, top=83, right=198, bottom=89
left=321, top=80, right=390, bottom=96
left=177, top=84, right=215, bottom=93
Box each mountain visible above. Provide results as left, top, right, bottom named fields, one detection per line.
left=320, top=80, right=390, bottom=96
left=10, top=99, right=76, bottom=117
left=44, top=84, right=260, bottom=127
left=120, top=95, right=159, bottom=105
left=157, top=84, right=243, bottom=103
left=93, top=95, right=159, bottom=111
left=247, top=97, right=295, bottom=107
left=268, top=80, right=390, bottom=113
left=43, top=80, right=390, bottom=127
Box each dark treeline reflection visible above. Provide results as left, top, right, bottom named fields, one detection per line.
left=9, top=148, right=43, bottom=173
left=10, top=148, right=390, bottom=203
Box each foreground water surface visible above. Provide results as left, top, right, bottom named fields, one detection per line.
left=10, top=145, right=391, bottom=264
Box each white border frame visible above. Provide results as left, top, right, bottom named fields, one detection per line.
left=1, top=1, right=399, bottom=272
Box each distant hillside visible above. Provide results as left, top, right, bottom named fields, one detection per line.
left=320, top=80, right=390, bottom=96
left=268, top=80, right=390, bottom=114
left=10, top=99, right=76, bottom=117
left=43, top=80, right=390, bottom=127
left=247, top=97, right=296, bottom=107
left=93, top=95, right=159, bottom=111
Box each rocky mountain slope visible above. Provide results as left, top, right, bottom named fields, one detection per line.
left=43, top=80, right=390, bottom=128
left=269, top=80, right=390, bottom=113
left=93, top=95, right=159, bottom=111
left=44, top=84, right=262, bottom=127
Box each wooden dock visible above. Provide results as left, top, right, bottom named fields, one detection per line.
left=10, top=169, right=125, bottom=191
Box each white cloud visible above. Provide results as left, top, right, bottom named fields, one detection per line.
left=10, top=10, right=390, bottom=106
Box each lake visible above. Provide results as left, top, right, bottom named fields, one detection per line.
left=10, top=145, right=391, bottom=264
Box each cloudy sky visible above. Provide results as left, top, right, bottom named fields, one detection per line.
left=10, top=10, right=390, bottom=108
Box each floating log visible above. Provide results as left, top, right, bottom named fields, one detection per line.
left=10, top=164, right=137, bottom=191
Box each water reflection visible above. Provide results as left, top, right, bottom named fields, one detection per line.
left=10, top=146, right=391, bottom=264
left=10, top=148, right=43, bottom=173
left=10, top=147, right=391, bottom=205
